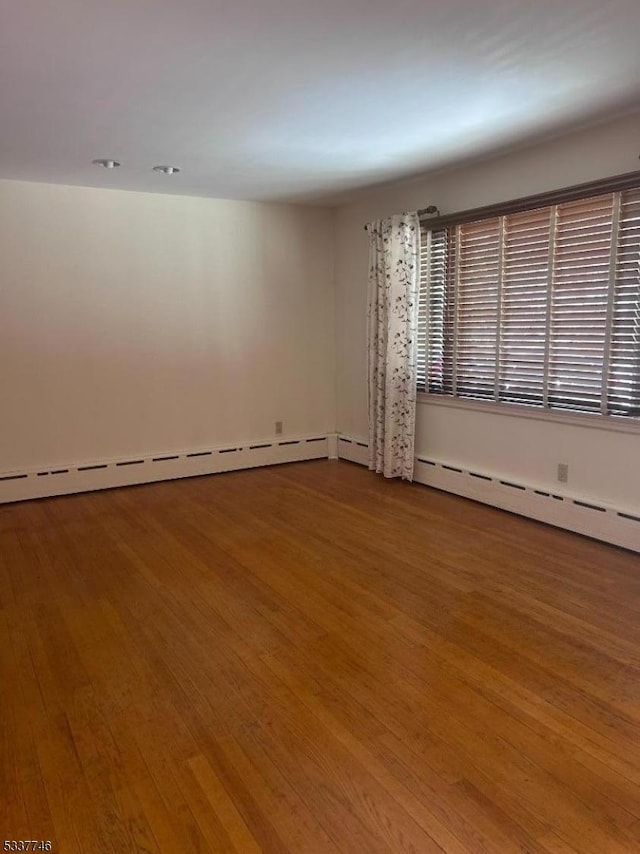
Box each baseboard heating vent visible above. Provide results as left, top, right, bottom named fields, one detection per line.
left=0, top=433, right=329, bottom=506
left=500, top=480, right=526, bottom=491
left=414, top=457, right=638, bottom=553
left=337, top=435, right=368, bottom=466
left=573, top=500, right=606, bottom=512
left=337, top=435, right=638, bottom=553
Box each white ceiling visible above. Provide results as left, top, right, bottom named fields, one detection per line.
left=1, top=0, right=640, bottom=203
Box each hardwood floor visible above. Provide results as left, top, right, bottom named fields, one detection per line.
left=2, top=459, right=640, bottom=853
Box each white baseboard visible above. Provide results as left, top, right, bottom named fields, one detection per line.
left=0, top=434, right=329, bottom=504
left=6, top=430, right=637, bottom=554
left=337, top=434, right=640, bottom=553
left=337, top=435, right=369, bottom=465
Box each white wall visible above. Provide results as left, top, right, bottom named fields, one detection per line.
left=335, top=111, right=640, bottom=512
left=0, top=180, right=335, bottom=472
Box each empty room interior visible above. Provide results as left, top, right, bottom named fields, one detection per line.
left=2, top=1, right=640, bottom=852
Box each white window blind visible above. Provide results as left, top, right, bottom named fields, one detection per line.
left=418, top=188, right=640, bottom=419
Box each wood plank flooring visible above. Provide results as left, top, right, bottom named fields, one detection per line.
left=1, top=459, right=640, bottom=853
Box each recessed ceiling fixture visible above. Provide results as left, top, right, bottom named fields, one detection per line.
left=153, top=165, right=180, bottom=175
left=92, top=158, right=120, bottom=169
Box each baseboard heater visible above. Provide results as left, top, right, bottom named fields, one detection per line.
left=0, top=434, right=336, bottom=504
left=337, top=435, right=639, bottom=554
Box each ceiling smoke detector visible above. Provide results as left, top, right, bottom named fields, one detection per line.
left=92, top=158, right=120, bottom=169
left=153, top=165, right=180, bottom=175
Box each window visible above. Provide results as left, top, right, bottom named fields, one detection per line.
left=417, top=186, right=640, bottom=419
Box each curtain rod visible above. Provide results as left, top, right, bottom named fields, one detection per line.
left=423, top=169, right=640, bottom=230
left=363, top=206, right=438, bottom=231
left=363, top=169, right=640, bottom=233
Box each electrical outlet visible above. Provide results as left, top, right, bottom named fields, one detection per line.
left=275, top=421, right=283, bottom=435
left=557, top=462, right=568, bottom=483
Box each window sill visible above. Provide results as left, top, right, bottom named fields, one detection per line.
left=416, top=392, right=640, bottom=436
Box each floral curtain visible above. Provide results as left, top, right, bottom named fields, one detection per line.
left=366, top=213, right=420, bottom=480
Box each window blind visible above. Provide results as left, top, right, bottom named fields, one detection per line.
left=418, top=188, right=640, bottom=419
left=609, top=188, right=640, bottom=415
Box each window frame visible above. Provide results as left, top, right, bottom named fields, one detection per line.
left=417, top=171, right=640, bottom=432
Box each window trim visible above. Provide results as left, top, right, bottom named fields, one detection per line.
left=417, top=390, right=640, bottom=436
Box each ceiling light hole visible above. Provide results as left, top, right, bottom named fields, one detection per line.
left=153, top=165, right=180, bottom=175
left=92, top=159, right=120, bottom=169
